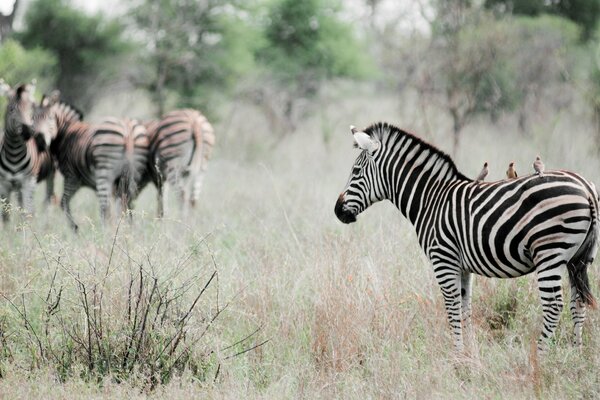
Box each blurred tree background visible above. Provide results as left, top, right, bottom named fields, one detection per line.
left=0, top=0, right=600, bottom=150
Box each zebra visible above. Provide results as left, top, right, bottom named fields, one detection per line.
left=0, top=81, right=55, bottom=222
left=144, top=109, right=215, bottom=217
left=335, top=122, right=598, bottom=352
left=33, top=92, right=149, bottom=231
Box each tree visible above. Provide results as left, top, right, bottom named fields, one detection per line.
left=130, top=0, right=259, bottom=117
left=0, top=0, right=20, bottom=43
left=18, top=0, right=127, bottom=111
left=0, top=39, right=56, bottom=123
left=505, top=16, right=579, bottom=132
left=253, top=0, right=371, bottom=135
left=418, top=4, right=519, bottom=155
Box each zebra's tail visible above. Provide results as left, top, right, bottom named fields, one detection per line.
left=116, top=160, right=137, bottom=213
left=567, top=194, right=599, bottom=309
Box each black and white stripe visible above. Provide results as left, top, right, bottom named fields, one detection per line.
left=0, top=83, right=54, bottom=222
left=335, top=122, right=598, bottom=351
left=34, top=96, right=149, bottom=231
left=144, top=109, right=215, bottom=217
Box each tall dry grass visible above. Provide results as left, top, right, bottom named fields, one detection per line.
left=0, top=85, right=599, bottom=398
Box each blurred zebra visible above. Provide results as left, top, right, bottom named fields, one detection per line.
left=34, top=93, right=149, bottom=231
left=145, top=109, right=215, bottom=217
left=0, top=81, right=55, bottom=222
left=335, top=122, right=598, bottom=352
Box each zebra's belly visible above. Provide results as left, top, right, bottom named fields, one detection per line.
left=460, top=253, right=536, bottom=278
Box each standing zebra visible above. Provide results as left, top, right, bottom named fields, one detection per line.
left=335, top=122, right=598, bottom=352
left=145, top=109, right=215, bottom=217
left=33, top=93, right=149, bottom=231
left=0, top=81, right=54, bottom=222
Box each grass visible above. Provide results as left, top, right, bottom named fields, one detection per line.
left=0, top=86, right=600, bottom=398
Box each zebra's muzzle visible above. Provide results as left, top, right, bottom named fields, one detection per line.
left=335, top=193, right=357, bottom=224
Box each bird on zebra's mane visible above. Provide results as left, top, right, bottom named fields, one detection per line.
left=506, top=162, right=517, bottom=179
left=533, top=156, right=545, bottom=177
left=475, top=162, right=488, bottom=181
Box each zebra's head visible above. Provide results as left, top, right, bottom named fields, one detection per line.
left=31, top=91, right=62, bottom=151
left=1, top=80, right=36, bottom=140
left=335, top=125, right=385, bottom=224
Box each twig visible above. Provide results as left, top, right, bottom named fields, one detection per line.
left=224, top=339, right=270, bottom=360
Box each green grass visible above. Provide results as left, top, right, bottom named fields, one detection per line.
left=0, top=87, right=600, bottom=398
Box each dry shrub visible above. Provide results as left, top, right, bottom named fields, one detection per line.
left=312, top=287, right=368, bottom=371
left=0, top=225, right=266, bottom=390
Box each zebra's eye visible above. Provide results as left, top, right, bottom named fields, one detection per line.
left=352, top=166, right=361, bottom=176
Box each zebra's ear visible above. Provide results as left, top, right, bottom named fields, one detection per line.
left=353, top=130, right=380, bottom=153
left=41, top=90, right=60, bottom=108
left=0, top=79, right=11, bottom=97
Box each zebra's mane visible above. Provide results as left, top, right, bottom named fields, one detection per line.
left=55, top=101, right=84, bottom=122
left=364, top=122, right=471, bottom=181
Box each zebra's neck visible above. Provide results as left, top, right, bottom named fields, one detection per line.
left=2, top=121, right=27, bottom=148
left=373, top=126, right=468, bottom=228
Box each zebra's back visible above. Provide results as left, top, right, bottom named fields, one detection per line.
left=439, top=170, right=597, bottom=278
left=148, top=109, right=215, bottom=182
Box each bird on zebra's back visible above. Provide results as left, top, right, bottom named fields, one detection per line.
left=506, top=161, right=517, bottom=179
left=32, top=91, right=149, bottom=231
left=533, top=156, right=544, bottom=177
left=144, top=109, right=215, bottom=218
left=0, top=80, right=55, bottom=224
left=475, top=162, right=488, bottom=181
left=336, top=122, right=598, bottom=353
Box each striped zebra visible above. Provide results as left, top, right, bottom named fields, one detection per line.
left=33, top=93, right=149, bottom=231
left=0, top=81, right=55, bottom=222
left=335, top=122, right=598, bottom=352
left=144, top=109, right=215, bottom=217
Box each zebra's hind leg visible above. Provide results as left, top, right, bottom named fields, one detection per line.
left=536, top=264, right=564, bottom=352
left=434, top=262, right=464, bottom=352
left=190, top=171, right=205, bottom=208
left=95, top=172, right=113, bottom=225
left=44, top=169, right=56, bottom=206
left=61, top=176, right=81, bottom=232
left=569, top=282, right=586, bottom=348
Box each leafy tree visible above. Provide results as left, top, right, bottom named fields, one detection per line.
left=130, top=0, right=260, bottom=117
left=0, top=39, right=56, bottom=124
left=254, top=0, right=371, bottom=135
left=485, top=0, right=600, bottom=40
left=18, top=0, right=127, bottom=111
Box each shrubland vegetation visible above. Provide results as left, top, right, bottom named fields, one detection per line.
left=1, top=0, right=600, bottom=398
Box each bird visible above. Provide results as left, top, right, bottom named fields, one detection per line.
left=506, top=162, right=517, bottom=179
left=533, top=156, right=545, bottom=177
left=476, top=162, right=488, bottom=181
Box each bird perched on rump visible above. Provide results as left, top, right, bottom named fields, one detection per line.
left=476, top=162, right=488, bottom=181
left=506, top=162, right=517, bottom=179
left=533, top=156, right=544, bottom=177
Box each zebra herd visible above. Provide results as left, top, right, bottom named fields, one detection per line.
left=336, top=122, right=599, bottom=352
left=0, top=80, right=215, bottom=230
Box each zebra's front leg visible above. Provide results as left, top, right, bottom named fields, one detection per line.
left=569, top=282, right=586, bottom=348
left=461, top=271, right=473, bottom=332
left=20, top=177, right=36, bottom=217
left=61, top=176, right=81, bottom=232
left=536, top=266, right=564, bottom=352
left=0, top=184, right=10, bottom=224
left=434, top=263, right=464, bottom=352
